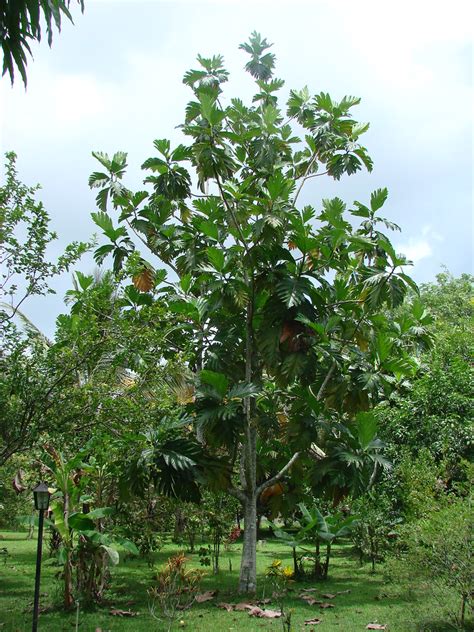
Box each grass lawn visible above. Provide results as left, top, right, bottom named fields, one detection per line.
left=0, top=529, right=453, bottom=632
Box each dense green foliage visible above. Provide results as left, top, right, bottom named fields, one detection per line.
left=386, top=496, right=473, bottom=629
left=88, top=32, right=426, bottom=593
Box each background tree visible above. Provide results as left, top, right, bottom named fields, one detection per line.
left=0, top=266, right=177, bottom=465
left=89, top=33, right=423, bottom=593
left=1, top=1, right=84, bottom=86
left=378, top=272, right=473, bottom=484
left=1, top=151, right=88, bottom=326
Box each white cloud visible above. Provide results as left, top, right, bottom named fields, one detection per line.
left=397, top=225, right=444, bottom=263
left=1, top=68, right=119, bottom=143
left=398, top=239, right=433, bottom=263
left=48, top=74, right=113, bottom=124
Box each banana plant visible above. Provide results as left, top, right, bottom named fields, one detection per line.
left=42, top=446, right=138, bottom=608
left=299, top=503, right=358, bottom=579
left=271, top=503, right=358, bottom=579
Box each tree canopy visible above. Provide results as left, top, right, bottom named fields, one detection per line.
left=87, top=32, right=425, bottom=592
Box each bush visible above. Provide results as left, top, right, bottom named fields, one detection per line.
left=386, top=497, right=473, bottom=630
left=394, top=449, right=445, bottom=521
left=149, top=553, right=204, bottom=631
left=351, top=491, right=400, bottom=572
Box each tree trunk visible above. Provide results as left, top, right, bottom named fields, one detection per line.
left=63, top=491, right=74, bottom=609
left=173, top=507, right=186, bottom=542
left=64, top=550, right=74, bottom=609
left=238, top=293, right=258, bottom=594
left=324, top=543, right=331, bottom=579
left=314, top=539, right=321, bottom=577
left=460, top=593, right=467, bottom=626
left=239, top=494, right=257, bottom=593
left=292, top=547, right=298, bottom=576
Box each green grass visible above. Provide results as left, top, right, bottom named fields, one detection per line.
left=0, top=530, right=456, bottom=632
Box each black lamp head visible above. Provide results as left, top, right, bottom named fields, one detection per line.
left=33, top=482, right=50, bottom=511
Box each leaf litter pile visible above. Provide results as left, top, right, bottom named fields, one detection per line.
left=218, top=601, right=282, bottom=618
left=136, top=585, right=387, bottom=629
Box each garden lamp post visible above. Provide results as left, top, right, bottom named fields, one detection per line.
left=32, top=482, right=50, bottom=632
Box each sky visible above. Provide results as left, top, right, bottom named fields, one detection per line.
left=0, top=0, right=472, bottom=336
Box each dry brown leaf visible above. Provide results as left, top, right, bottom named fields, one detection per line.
left=321, top=593, right=336, bottom=599
left=109, top=609, right=138, bottom=617
left=217, top=603, right=234, bottom=612
left=319, top=602, right=335, bottom=609
left=304, top=618, right=323, bottom=626
left=195, top=590, right=217, bottom=603
left=235, top=602, right=254, bottom=611
left=302, top=597, right=322, bottom=606
left=366, top=625, right=387, bottom=630
left=248, top=606, right=282, bottom=619
left=133, top=268, right=154, bottom=292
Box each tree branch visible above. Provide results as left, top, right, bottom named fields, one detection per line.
left=293, top=153, right=319, bottom=206
left=256, top=451, right=300, bottom=496
left=316, top=361, right=336, bottom=401
left=227, top=486, right=247, bottom=503
left=213, top=169, right=250, bottom=256
left=306, top=170, right=328, bottom=181
left=368, top=461, right=378, bottom=489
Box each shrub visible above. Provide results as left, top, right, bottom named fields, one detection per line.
left=351, top=491, right=400, bottom=572
left=149, top=553, right=204, bottom=631
left=386, top=497, right=473, bottom=630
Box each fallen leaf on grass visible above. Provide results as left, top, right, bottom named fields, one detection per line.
left=235, top=602, right=254, bottom=611
left=366, top=625, right=386, bottom=630
left=301, top=597, right=322, bottom=606
left=217, top=603, right=234, bottom=612
left=301, top=588, right=318, bottom=593
left=248, top=606, right=282, bottom=618
left=321, top=593, right=336, bottom=599
left=337, top=589, right=351, bottom=595
left=304, top=618, right=323, bottom=625
left=319, top=603, right=335, bottom=609
left=109, top=609, right=139, bottom=617
left=195, top=590, right=217, bottom=603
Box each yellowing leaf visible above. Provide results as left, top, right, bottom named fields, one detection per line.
left=133, top=268, right=154, bottom=292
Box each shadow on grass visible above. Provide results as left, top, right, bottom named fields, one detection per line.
left=416, top=619, right=474, bottom=632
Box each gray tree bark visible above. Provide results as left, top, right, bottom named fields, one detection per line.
left=239, top=493, right=258, bottom=592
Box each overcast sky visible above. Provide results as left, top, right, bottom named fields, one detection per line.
left=0, top=0, right=472, bottom=336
